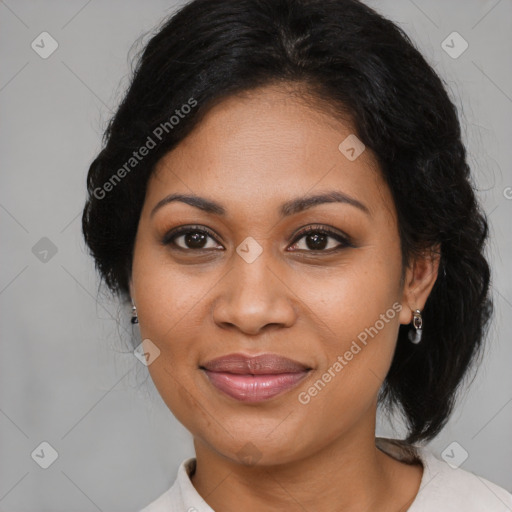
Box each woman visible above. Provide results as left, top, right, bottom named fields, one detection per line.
left=82, top=0, right=512, bottom=510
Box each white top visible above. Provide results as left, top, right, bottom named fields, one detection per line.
left=139, top=438, right=512, bottom=511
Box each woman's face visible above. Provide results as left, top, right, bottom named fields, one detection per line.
left=130, top=84, right=417, bottom=465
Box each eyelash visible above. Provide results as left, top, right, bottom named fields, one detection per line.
left=161, top=224, right=353, bottom=254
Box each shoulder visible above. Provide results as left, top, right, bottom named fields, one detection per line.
left=376, top=437, right=512, bottom=511
left=138, top=457, right=201, bottom=512
left=138, top=481, right=177, bottom=512
left=142, top=445, right=512, bottom=511
left=411, top=446, right=512, bottom=511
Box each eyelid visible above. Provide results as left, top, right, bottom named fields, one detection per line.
left=289, top=224, right=354, bottom=250
left=161, top=224, right=224, bottom=248
left=161, top=223, right=354, bottom=252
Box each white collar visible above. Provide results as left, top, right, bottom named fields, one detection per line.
left=140, top=437, right=512, bottom=511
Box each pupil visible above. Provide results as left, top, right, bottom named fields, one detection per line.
left=182, top=232, right=329, bottom=250
left=185, top=232, right=207, bottom=248
left=306, top=233, right=327, bottom=250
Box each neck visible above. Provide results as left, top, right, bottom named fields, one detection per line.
left=190, top=409, right=422, bottom=512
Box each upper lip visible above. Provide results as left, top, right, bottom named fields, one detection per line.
left=201, top=353, right=311, bottom=375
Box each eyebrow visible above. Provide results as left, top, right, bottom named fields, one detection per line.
left=150, top=190, right=370, bottom=219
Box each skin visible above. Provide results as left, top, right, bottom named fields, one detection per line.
left=129, top=83, right=440, bottom=512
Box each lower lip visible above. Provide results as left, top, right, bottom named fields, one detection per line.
left=202, top=370, right=310, bottom=402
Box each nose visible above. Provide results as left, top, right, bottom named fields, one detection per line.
left=212, top=252, right=298, bottom=336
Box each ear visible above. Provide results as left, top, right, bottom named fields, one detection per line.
left=398, top=244, right=441, bottom=325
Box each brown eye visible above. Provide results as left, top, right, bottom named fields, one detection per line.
left=288, top=225, right=353, bottom=253
left=162, top=226, right=224, bottom=251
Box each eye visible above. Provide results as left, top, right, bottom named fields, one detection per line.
left=161, top=225, right=224, bottom=251
left=161, top=224, right=353, bottom=253
left=288, top=225, right=353, bottom=253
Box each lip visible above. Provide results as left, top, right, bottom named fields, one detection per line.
left=200, top=353, right=312, bottom=402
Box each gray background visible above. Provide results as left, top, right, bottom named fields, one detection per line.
left=0, top=0, right=511, bottom=510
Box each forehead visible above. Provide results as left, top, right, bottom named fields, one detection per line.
left=147, top=84, right=389, bottom=219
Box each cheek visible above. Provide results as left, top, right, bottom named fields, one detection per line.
left=131, top=237, right=213, bottom=341
left=146, top=356, right=212, bottom=436
left=292, top=246, right=402, bottom=339
left=130, top=244, right=212, bottom=426
left=291, top=247, right=402, bottom=404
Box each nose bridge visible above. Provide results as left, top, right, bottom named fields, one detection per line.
left=212, top=240, right=297, bottom=333
left=229, top=240, right=280, bottom=306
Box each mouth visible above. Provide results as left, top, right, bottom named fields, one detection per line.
left=200, top=353, right=312, bottom=403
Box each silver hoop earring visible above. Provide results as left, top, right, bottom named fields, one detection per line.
left=131, top=299, right=138, bottom=324
left=408, top=309, right=422, bottom=344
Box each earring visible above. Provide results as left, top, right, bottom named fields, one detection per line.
left=408, top=309, right=422, bottom=344
left=131, top=299, right=138, bottom=324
